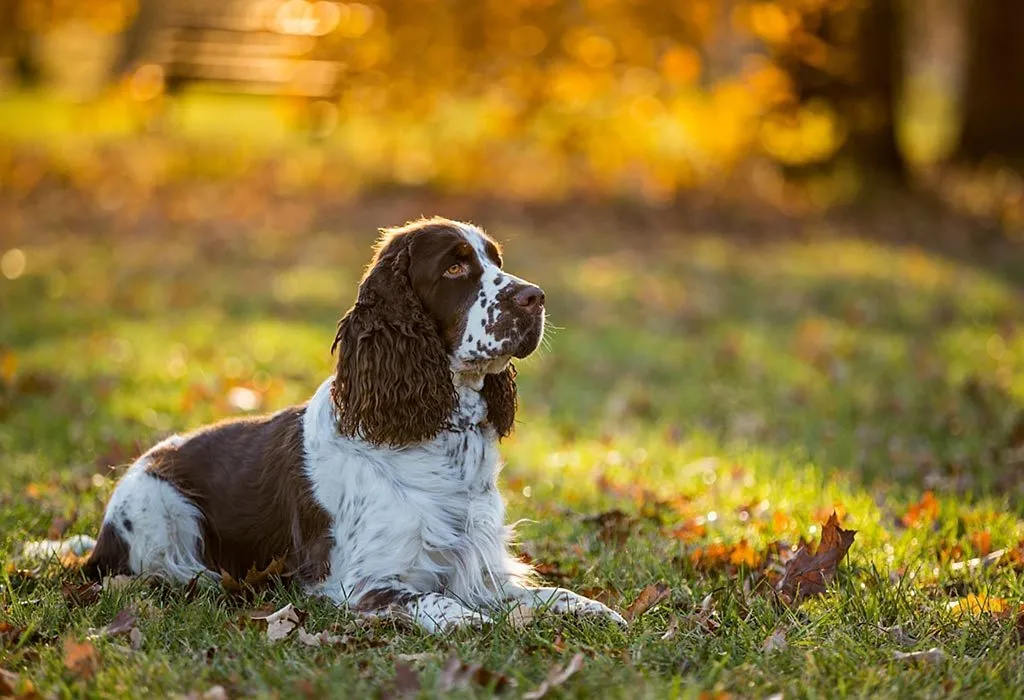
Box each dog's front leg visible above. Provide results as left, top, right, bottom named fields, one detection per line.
left=499, top=585, right=627, bottom=626
left=328, top=583, right=493, bottom=635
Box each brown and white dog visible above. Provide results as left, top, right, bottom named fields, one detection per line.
left=84, top=217, right=625, bottom=633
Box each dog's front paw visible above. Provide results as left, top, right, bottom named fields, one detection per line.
left=550, top=591, right=628, bottom=626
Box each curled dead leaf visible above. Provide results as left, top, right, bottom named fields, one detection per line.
left=622, top=582, right=671, bottom=622
left=63, top=639, right=100, bottom=681
left=775, top=512, right=856, bottom=607
left=61, top=581, right=102, bottom=607
left=103, top=606, right=138, bottom=638
left=523, top=653, right=584, bottom=700
left=220, top=557, right=287, bottom=598
left=252, top=603, right=306, bottom=643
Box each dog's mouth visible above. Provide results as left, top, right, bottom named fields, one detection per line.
left=510, top=312, right=544, bottom=359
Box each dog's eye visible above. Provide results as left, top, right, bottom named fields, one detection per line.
left=444, top=262, right=467, bottom=278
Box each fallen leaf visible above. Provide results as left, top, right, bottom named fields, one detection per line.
left=252, top=603, right=306, bottom=643
left=622, top=582, right=671, bottom=622
left=762, top=626, right=788, bottom=653
left=775, top=512, right=856, bottom=606
left=130, top=627, right=144, bottom=651
left=393, top=660, right=421, bottom=696
left=585, top=510, right=638, bottom=546
left=61, top=581, right=102, bottom=607
left=523, top=653, right=584, bottom=700
left=506, top=605, right=537, bottom=629
left=295, top=627, right=347, bottom=647
left=970, top=531, right=993, bottom=556
left=893, top=647, right=947, bottom=664
left=104, top=606, right=138, bottom=638
left=102, top=575, right=136, bottom=592
left=220, top=557, right=287, bottom=597
left=437, top=652, right=516, bottom=693
left=0, top=668, right=18, bottom=695
left=947, top=593, right=1008, bottom=616
left=63, top=639, right=100, bottom=681
left=688, top=593, right=720, bottom=634
left=878, top=624, right=917, bottom=646
left=901, top=492, right=939, bottom=528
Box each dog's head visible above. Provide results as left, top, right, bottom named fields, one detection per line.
left=331, top=218, right=545, bottom=447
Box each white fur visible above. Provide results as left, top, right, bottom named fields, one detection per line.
left=100, top=435, right=208, bottom=582
left=302, top=376, right=624, bottom=632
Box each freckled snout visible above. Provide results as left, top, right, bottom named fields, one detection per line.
left=514, top=284, right=545, bottom=313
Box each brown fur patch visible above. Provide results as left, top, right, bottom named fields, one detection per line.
left=145, top=406, right=334, bottom=583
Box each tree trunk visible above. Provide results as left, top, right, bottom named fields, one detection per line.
left=955, top=0, right=1024, bottom=164
left=781, top=0, right=907, bottom=182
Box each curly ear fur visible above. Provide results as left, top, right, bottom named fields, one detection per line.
left=481, top=363, right=517, bottom=439
left=331, top=233, right=457, bottom=447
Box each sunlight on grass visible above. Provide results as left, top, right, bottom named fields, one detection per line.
left=2, top=220, right=1023, bottom=697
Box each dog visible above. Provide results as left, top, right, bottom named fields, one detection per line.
left=84, top=217, right=626, bottom=633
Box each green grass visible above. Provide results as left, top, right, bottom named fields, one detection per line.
left=2, top=205, right=1024, bottom=699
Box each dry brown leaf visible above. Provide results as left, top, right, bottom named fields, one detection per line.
left=61, top=581, right=102, bottom=607
left=63, top=639, right=100, bottom=681
left=893, top=647, right=947, bottom=664
left=437, top=652, right=516, bottom=693
left=585, top=510, right=638, bottom=546
left=775, top=512, right=856, bottom=606
left=622, top=582, right=671, bottom=622
left=523, top=653, right=584, bottom=700
left=762, top=626, right=788, bottom=653
left=0, top=668, right=19, bottom=696
left=393, top=660, right=421, bottom=697
left=220, top=557, right=287, bottom=598
left=102, top=606, right=138, bottom=638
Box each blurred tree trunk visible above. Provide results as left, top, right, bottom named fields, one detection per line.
left=954, top=0, right=1024, bottom=164
left=782, top=0, right=907, bottom=182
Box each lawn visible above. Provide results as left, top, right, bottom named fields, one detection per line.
left=2, top=192, right=1024, bottom=699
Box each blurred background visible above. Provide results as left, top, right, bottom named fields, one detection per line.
left=1, top=0, right=1023, bottom=497
left=0, top=0, right=1023, bottom=222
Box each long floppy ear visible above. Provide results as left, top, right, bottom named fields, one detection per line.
left=331, top=233, right=457, bottom=447
left=481, top=363, right=517, bottom=439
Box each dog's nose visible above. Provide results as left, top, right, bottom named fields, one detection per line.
left=514, top=284, right=545, bottom=312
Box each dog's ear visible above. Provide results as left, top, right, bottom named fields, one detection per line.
left=331, top=232, right=457, bottom=447
left=481, top=363, right=517, bottom=439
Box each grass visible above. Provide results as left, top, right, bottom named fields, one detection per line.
left=2, top=196, right=1024, bottom=699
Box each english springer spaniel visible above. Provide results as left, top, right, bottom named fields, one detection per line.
left=84, top=217, right=625, bottom=633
